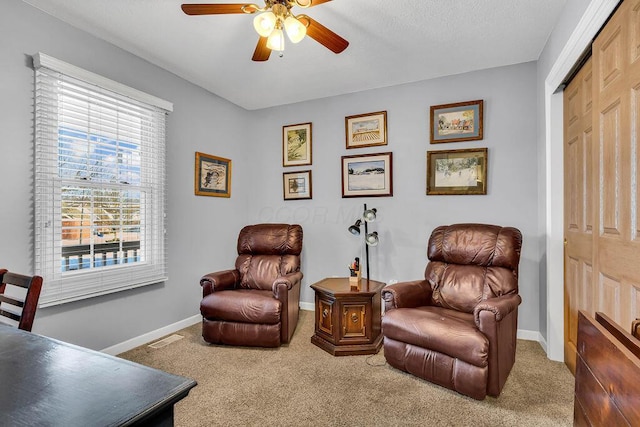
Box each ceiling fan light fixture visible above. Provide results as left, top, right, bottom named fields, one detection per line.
left=181, top=1, right=350, bottom=61
left=284, top=15, right=306, bottom=43
left=266, top=26, right=285, bottom=51
left=253, top=11, right=276, bottom=37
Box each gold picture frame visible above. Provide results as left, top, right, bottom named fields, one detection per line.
left=341, top=152, right=393, bottom=198
left=283, top=122, right=312, bottom=167
left=426, top=148, right=487, bottom=195
left=194, top=151, right=231, bottom=197
left=345, top=111, right=387, bottom=149
left=430, top=99, right=483, bottom=144
left=283, top=170, right=312, bottom=200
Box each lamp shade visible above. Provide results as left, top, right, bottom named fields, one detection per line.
left=253, top=12, right=276, bottom=37
left=348, top=219, right=362, bottom=235
left=365, top=231, right=379, bottom=246
left=284, top=15, right=306, bottom=43
left=363, top=208, right=377, bottom=222
left=266, top=27, right=285, bottom=51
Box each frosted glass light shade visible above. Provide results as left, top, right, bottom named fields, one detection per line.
left=284, top=16, right=306, bottom=43
left=365, top=232, right=379, bottom=246
left=266, top=27, right=285, bottom=51
left=363, top=208, right=377, bottom=222
left=253, top=12, right=276, bottom=37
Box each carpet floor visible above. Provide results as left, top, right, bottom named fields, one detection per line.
left=119, top=310, right=575, bottom=426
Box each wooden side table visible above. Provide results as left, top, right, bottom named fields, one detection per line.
left=310, top=277, right=385, bottom=356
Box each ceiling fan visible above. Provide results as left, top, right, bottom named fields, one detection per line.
left=181, top=0, right=349, bottom=61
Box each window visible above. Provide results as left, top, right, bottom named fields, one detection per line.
left=33, top=53, right=172, bottom=306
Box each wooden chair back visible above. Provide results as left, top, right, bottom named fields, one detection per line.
left=0, top=269, right=43, bottom=332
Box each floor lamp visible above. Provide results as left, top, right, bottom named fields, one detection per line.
left=348, top=203, right=379, bottom=280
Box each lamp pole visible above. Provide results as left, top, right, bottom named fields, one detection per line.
left=363, top=203, right=370, bottom=281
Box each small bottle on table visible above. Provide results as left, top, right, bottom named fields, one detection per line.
left=348, top=257, right=361, bottom=291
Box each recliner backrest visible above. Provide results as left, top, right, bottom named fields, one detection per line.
left=235, top=224, right=303, bottom=290
left=424, top=223, right=522, bottom=313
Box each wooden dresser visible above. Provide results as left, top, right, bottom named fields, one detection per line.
left=574, top=310, right=640, bottom=426
left=310, top=277, right=385, bottom=356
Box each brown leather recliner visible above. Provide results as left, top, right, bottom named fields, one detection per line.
left=199, top=223, right=303, bottom=347
left=381, top=223, right=522, bottom=400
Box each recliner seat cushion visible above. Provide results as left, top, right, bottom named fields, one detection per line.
left=201, top=289, right=281, bottom=324
left=382, top=306, right=488, bottom=367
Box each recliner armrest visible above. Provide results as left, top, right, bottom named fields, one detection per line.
left=473, top=293, right=521, bottom=325
left=382, top=280, right=432, bottom=311
left=200, top=269, right=240, bottom=297
left=272, top=271, right=303, bottom=297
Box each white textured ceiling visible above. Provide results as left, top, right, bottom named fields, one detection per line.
left=21, top=0, right=567, bottom=110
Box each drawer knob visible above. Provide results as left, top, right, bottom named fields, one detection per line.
left=322, top=308, right=329, bottom=318
left=351, top=313, right=358, bottom=323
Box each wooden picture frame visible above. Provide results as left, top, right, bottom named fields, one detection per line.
left=426, top=148, right=487, bottom=195
left=283, top=170, right=312, bottom=200
left=283, top=122, right=312, bottom=167
left=345, top=111, right=387, bottom=149
left=194, top=151, right=231, bottom=197
left=430, top=99, right=483, bottom=143
left=341, top=152, right=393, bottom=198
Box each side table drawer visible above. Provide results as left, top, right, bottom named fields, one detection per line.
left=316, top=296, right=334, bottom=340
left=341, top=303, right=367, bottom=340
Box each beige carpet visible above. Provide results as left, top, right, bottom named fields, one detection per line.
left=119, top=310, right=575, bottom=426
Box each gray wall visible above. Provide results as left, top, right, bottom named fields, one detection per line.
left=1, top=0, right=594, bottom=350
left=247, top=62, right=541, bottom=333
left=1, top=1, right=251, bottom=349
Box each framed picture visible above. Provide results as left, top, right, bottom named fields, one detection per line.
left=283, top=170, right=312, bottom=200
left=426, top=148, right=487, bottom=195
left=194, top=151, right=231, bottom=197
left=345, top=111, right=387, bottom=149
left=341, top=152, right=393, bottom=198
left=283, top=122, right=312, bottom=167
left=430, top=99, right=483, bottom=144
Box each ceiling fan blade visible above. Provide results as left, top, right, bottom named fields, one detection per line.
left=181, top=4, right=253, bottom=15
left=300, top=15, right=348, bottom=54
left=309, top=0, right=333, bottom=6
left=252, top=37, right=272, bottom=61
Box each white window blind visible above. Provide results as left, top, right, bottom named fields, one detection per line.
left=33, top=53, right=172, bottom=307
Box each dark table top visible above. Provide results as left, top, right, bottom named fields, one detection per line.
left=310, top=277, right=386, bottom=296
left=0, top=324, right=196, bottom=426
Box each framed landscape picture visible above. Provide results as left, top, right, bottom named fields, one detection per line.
left=345, top=111, right=387, bottom=149
left=341, top=152, right=393, bottom=198
left=430, top=99, right=483, bottom=143
left=195, top=151, right=231, bottom=197
left=426, top=148, right=487, bottom=195
left=283, top=122, right=312, bottom=167
left=283, top=170, right=312, bottom=200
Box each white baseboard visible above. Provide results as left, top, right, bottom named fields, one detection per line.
left=101, top=314, right=201, bottom=355
left=302, top=303, right=546, bottom=348
left=102, top=307, right=549, bottom=359
left=517, top=328, right=544, bottom=344
left=300, top=301, right=314, bottom=311
left=103, top=305, right=315, bottom=356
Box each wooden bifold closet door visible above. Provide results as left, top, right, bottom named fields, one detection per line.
left=564, top=0, right=640, bottom=374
